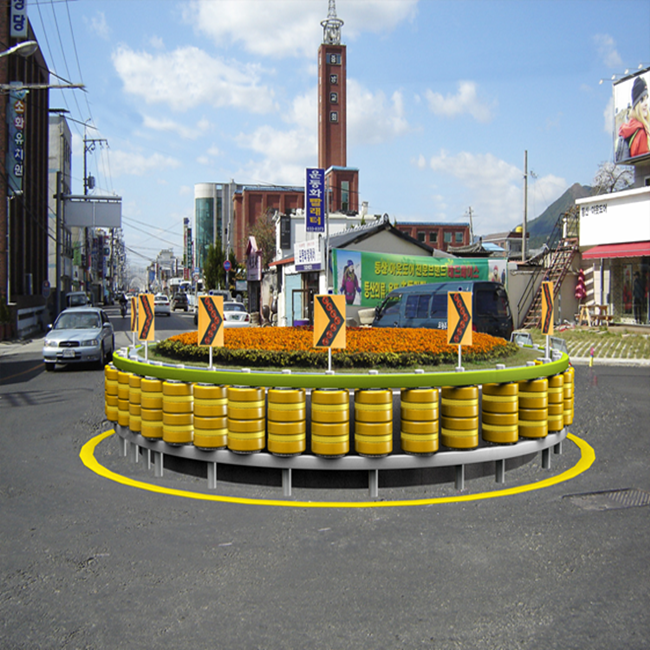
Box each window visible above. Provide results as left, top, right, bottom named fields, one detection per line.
left=330, top=74, right=338, bottom=85
left=444, top=232, right=452, bottom=243
left=455, top=232, right=464, bottom=243
left=380, top=294, right=402, bottom=317
left=417, top=231, right=426, bottom=243
left=405, top=294, right=431, bottom=319
left=341, top=181, right=349, bottom=212
left=429, top=232, right=438, bottom=243
left=330, top=92, right=338, bottom=104
left=328, top=53, right=341, bottom=65
left=330, top=111, right=338, bottom=122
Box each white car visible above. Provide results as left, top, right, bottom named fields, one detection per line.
left=223, top=301, right=251, bottom=328
left=154, top=294, right=171, bottom=316
left=43, top=307, right=115, bottom=371
left=193, top=300, right=251, bottom=327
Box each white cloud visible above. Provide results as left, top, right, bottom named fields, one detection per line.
left=603, top=94, right=615, bottom=136
left=112, top=45, right=276, bottom=113
left=142, top=115, right=212, bottom=140
left=108, top=149, right=181, bottom=177
left=183, top=0, right=418, bottom=59
left=594, top=34, right=623, bottom=68
left=85, top=11, right=110, bottom=40
left=424, top=150, right=567, bottom=233
left=348, top=81, right=410, bottom=145
left=425, top=81, right=495, bottom=123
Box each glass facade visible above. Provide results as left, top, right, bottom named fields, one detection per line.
left=195, top=197, right=214, bottom=271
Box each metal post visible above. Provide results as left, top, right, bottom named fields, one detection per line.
left=154, top=451, right=164, bottom=478
left=368, top=469, right=379, bottom=498
left=207, top=462, right=217, bottom=490
left=455, top=465, right=465, bottom=491
left=541, top=448, right=551, bottom=470
left=282, top=468, right=292, bottom=497
left=495, top=458, right=505, bottom=484
left=55, top=172, right=62, bottom=317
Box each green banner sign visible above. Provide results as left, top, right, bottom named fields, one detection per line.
left=332, top=249, right=507, bottom=308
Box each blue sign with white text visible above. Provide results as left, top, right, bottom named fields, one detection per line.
left=305, top=168, right=325, bottom=233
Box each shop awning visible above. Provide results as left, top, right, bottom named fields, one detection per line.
left=582, top=241, right=650, bottom=259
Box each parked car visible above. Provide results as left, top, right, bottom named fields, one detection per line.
left=171, top=293, right=189, bottom=312
left=66, top=291, right=92, bottom=308
left=154, top=293, right=171, bottom=316
left=372, top=281, right=514, bottom=340
left=43, top=307, right=114, bottom=371
left=193, top=301, right=251, bottom=327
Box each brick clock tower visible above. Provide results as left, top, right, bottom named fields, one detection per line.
left=318, top=0, right=358, bottom=213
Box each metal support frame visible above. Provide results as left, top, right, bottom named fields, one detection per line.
left=112, top=426, right=568, bottom=499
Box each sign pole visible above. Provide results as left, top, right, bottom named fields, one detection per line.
left=457, top=344, right=462, bottom=371
left=209, top=346, right=213, bottom=370
left=328, top=347, right=332, bottom=373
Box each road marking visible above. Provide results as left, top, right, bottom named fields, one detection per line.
left=80, top=431, right=595, bottom=509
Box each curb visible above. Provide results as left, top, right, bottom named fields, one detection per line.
left=570, top=356, right=650, bottom=367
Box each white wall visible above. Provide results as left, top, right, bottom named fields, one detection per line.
left=577, top=187, right=650, bottom=247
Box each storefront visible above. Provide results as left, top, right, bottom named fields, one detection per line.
left=582, top=242, right=650, bottom=324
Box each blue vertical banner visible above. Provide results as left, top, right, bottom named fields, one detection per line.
left=6, top=87, right=27, bottom=195
left=305, top=168, right=325, bottom=233
left=10, top=0, right=28, bottom=38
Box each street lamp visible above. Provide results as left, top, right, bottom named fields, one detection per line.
left=0, top=40, right=38, bottom=58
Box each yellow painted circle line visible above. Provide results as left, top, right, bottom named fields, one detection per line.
left=80, top=430, right=595, bottom=509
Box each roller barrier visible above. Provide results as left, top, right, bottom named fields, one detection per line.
left=107, top=346, right=574, bottom=497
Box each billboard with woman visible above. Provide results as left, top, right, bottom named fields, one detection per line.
left=614, top=68, right=650, bottom=163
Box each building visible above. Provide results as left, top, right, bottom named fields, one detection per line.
left=318, top=0, right=359, bottom=214
left=575, top=66, right=650, bottom=325
left=396, top=222, right=470, bottom=253
left=1, top=8, right=50, bottom=337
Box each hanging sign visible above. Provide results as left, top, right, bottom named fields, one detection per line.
left=447, top=292, right=473, bottom=346
left=138, top=294, right=155, bottom=341
left=197, top=296, right=224, bottom=347
left=305, top=168, right=325, bottom=233
left=541, top=281, right=554, bottom=335
left=313, top=294, right=346, bottom=349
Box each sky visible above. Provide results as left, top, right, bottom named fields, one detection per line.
left=34, top=0, right=650, bottom=267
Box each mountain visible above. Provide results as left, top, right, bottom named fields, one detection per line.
left=526, top=183, right=593, bottom=249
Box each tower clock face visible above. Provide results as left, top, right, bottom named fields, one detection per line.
left=328, top=53, right=341, bottom=65
left=330, top=92, right=338, bottom=104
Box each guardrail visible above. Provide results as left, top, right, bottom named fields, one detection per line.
left=107, top=346, right=573, bottom=498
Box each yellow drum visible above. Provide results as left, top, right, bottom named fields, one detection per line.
left=227, top=386, right=265, bottom=454
left=481, top=382, right=518, bottom=444
left=400, top=388, right=439, bottom=455
left=563, top=366, right=575, bottom=426
left=104, top=364, right=118, bottom=422
left=355, top=389, right=393, bottom=457
left=116, top=371, right=131, bottom=427
left=311, top=389, right=349, bottom=457
left=162, top=380, right=193, bottom=445
left=193, top=383, right=228, bottom=449
left=547, top=374, right=565, bottom=432
left=140, top=377, right=163, bottom=439
left=267, top=388, right=306, bottom=457
left=128, top=374, right=142, bottom=433
left=518, top=378, right=548, bottom=439
left=440, top=386, right=479, bottom=449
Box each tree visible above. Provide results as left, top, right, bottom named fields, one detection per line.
left=248, top=209, right=277, bottom=269
left=202, top=241, right=226, bottom=291
left=592, top=161, right=633, bottom=195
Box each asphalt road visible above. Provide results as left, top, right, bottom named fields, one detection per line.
left=1, top=311, right=649, bottom=650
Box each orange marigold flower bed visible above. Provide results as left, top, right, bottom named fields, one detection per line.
left=156, top=326, right=516, bottom=369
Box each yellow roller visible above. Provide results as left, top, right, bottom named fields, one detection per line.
left=268, top=388, right=306, bottom=456
left=355, top=389, right=392, bottom=457
left=482, top=382, right=518, bottom=444
left=311, top=389, right=349, bottom=457
left=227, top=386, right=266, bottom=454
left=440, top=386, right=479, bottom=449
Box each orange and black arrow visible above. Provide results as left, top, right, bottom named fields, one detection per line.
left=541, top=281, right=554, bottom=335
left=315, top=295, right=344, bottom=347
left=199, top=296, right=223, bottom=346
left=139, top=294, right=154, bottom=341
left=449, top=292, right=471, bottom=345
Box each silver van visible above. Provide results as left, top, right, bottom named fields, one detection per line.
left=372, top=281, right=513, bottom=340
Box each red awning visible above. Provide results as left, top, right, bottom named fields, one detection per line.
left=582, top=241, right=650, bottom=259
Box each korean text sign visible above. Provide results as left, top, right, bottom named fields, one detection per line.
left=305, top=168, right=325, bottom=233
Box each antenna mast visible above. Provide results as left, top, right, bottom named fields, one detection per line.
left=321, top=0, right=344, bottom=44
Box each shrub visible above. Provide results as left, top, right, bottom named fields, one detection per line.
left=155, top=326, right=517, bottom=369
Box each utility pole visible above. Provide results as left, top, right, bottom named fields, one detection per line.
left=522, top=150, right=528, bottom=263
left=468, top=207, right=474, bottom=243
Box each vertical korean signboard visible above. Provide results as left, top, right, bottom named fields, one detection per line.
left=305, top=168, right=325, bottom=233
left=10, top=0, right=28, bottom=38
left=6, top=87, right=26, bottom=195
